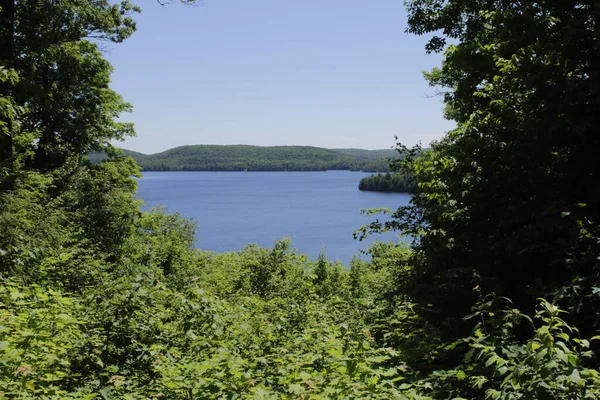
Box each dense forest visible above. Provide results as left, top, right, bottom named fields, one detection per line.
left=358, top=172, right=417, bottom=193
left=89, top=145, right=398, bottom=172
left=2, top=0, right=600, bottom=399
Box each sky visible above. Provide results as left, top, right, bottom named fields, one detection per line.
left=105, top=0, right=455, bottom=154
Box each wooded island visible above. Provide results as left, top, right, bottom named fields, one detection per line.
left=358, top=172, right=417, bottom=193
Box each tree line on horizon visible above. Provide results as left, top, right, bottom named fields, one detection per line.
left=99, top=145, right=399, bottom=172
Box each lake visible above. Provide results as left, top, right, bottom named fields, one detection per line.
left=136, top=171, right=411, bottom=265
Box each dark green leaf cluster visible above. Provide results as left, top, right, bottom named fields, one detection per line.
left=358, top=172, right=417, bottom=193
left=356, top=0, right=600, bottom=397
left=399, top=0, right=600, bottom=329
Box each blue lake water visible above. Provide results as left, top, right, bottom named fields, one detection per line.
left=136, top=171, right=411, bottom=265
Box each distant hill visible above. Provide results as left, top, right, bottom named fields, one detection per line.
left=107, top=145, right=399, bottom=172
left=333, top=148, right=398, bottom=160
left=122, top=149, right=149, bottom=161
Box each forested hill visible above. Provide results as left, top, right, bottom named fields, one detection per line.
left=117, top=145, right=398, bottom=172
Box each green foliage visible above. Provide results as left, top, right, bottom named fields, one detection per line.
left=2, top=0, right=600, bottom=398
left=352, top=1, right=600, bottom=362
left=1, top=1, right=141, bottom=176
left=398, top=0, right=600, bottom=321
left=0, top=228, right=415, bottom=398
left=0, top=67, right=35, bottom=191
left=113, top=145, right=397, bottom=172
left=358, top=172, right=417, bottom=193
left=0, top=280, right=93, bottom=399
left=351, top=1, right=600, bottom=396
left=124, top=207, right=196, bottom=280
left=472, top=300, right=600, bottom=400
left=406, top=299, right=600, bottom=399
left=0, top=159, right=140, bottom=291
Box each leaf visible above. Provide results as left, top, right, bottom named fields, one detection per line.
left=567, top=354, right=578, bottom=367
left=25, top=380, right=35, bottom=391
left=288, top=383, right=304, bottom=395
left=569, top=369, right=581, bottom=385
left=485, top=355, right=498, bottom=367
left=298, top=371, right=311, bottom=381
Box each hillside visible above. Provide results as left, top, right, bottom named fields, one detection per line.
left=333, top=148, right=398, bottom=160
left=119, top=144, right=399, bottom=172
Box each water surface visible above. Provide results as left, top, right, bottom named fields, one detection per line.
left=136, top=171, right=410, bottom=265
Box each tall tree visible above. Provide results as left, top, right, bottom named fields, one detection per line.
left=0, top=0, right=197, bottom=260
left=5, top=1, right=141, bottom=175
left=1, top=1, right=202, bottom=178
left=390, top=0, right=600, bottom=335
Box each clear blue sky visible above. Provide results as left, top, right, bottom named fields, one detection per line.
left=105, top=0, right=454, bottom=154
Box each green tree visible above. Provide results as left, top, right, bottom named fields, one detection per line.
left=389, top=0, right=600, bottom=338
left=0, top=1, right=141, bottom=178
